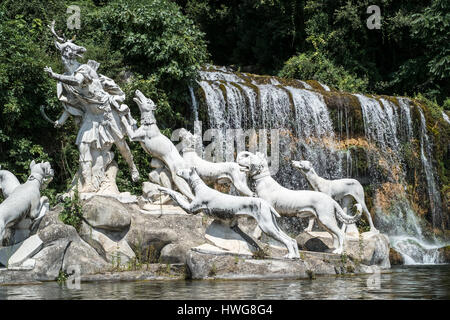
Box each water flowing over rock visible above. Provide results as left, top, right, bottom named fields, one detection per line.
left=191, top=66, right=449, bottom=265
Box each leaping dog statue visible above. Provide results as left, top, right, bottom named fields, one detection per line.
left=237, top=151, right=362, bottom=254
left=0, top=161, right=54, bottom=241
left=120, top=90, right=194, bottom=200
left=157, top=167, right=300, bottom=259
left=292, top=160, right=378, bottom=234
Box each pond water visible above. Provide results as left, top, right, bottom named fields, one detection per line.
left=0, top=265, right=448, bottom=300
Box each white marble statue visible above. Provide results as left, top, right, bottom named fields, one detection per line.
left=0, top=165, right=21, bottom=199
left=0, top=161, right=54, bottom=241
left=138, top=158, right=174, bottom=206
left=120, top=90, right=194, bottom=200
left=43, top=21, right=139, bottom=195
left=178, top=128, right=254, bottom=197
left=157, top=168, right=300, bottom=259
left=237, top=151, right=362, bottom=254
left=292, top=160, right=378, bottom=235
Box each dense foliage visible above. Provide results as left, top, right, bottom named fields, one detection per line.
left=0, top=0, right=208, bottom=199
left=0, top=0, right=448, bottom=213
left=177, top=0, right=449, bottom=103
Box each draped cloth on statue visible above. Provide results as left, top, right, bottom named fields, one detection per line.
left=56, top=61, right=128, bottom=152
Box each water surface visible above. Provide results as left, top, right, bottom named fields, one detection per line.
left=0, top=265, right=448, bottom=300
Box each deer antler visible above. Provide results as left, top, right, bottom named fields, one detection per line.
left=49, top=20, right=66, bottom=42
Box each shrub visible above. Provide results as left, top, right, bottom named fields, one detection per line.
left=278, top=52, right=368, bottom=93
left=59, top=190, right=83, bottom=231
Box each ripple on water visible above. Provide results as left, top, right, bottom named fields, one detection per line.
left=0, top=265, right=448, bottom=300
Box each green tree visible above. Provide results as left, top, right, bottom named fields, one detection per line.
left=0, top=0, right=209, bottom=198
left=178, top=0, right=305, bottom=74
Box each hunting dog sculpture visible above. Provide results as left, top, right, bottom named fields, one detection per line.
left=0, top=165, right=21, bottom=199
left=121, top=90, right=194, bottom=200
left=0, top=161, right=54, bottom=241
left=237, top=151, right=362, bottom=254
left=292, top=160, right=378, bottom=234
left=157, top=168, right=299, bottom=259
left=178, top=128, right=254, bottom=196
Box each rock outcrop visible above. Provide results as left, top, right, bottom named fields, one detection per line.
left=186, top=249, right=380, bottom=280
left=295, top=231, right=391, bottom=269
left=0, top=195, right=393, bottom=283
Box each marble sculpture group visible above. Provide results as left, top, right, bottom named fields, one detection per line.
left=0, top=21, right=377, bottom=262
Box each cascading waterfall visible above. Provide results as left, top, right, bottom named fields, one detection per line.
left=190, top=67, right=448, bottom=264
left=355, top=94, right=447, bottom=264
left=443, top=111, right=450, bottom=124
left=418, top=108, right=443, bottom=229
left=195, top=69, right=345, bottom=186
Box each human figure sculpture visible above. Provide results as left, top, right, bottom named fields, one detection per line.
left=292, top=160, right=378, bottom=235
left=120, top=90, right=194, bottom=200
left=158, top=168, right=300, bottom=259
left=237, top=151, right=362, bottom=254
left=43, top=21, right=139, bottom=194
left=178, top=128, right=254, bottom=197
left=139, top=159, right=173, bottom=206
left=0, top=161, right=54, bottom=241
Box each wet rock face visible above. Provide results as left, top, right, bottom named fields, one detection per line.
left=438, top=246, right=450, bottom=263
left=389, top=248, right=404, bottom=265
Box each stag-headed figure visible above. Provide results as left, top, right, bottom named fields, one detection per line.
left=43, top=21, right=139, bottom=194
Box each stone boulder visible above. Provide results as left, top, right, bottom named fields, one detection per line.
left=26, top=204, right=110, bottom=279
left=62, top=239, right=109, bottom=275
left=295, top=231, right=391, bottom=268
left=82, top=196, right=131, bottom=231
left=8, top=235, right=43, bottom=267
left=186, top=249, right=380, bottom=280
left=125, top=211, right=205, bottom=264
left=32, top=237, right=109, bottom=280
left=79, top=222, right=135, bottom=265
left=38, top=222, right=79, bottom=244
left=36, top=205, right=64, bottom=231
left=32, top=239, right=71, bottom=279
left=0, top=243, right=22, bottom=266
